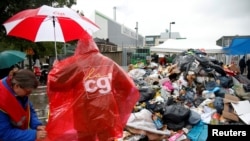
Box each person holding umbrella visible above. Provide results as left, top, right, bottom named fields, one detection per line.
left=45, top=33, right=139, bottom=141
left=0, top=50, right=26, bottom=79
left=0, top=69, right=47, bottom=141
left=0, top=65, right=15, bottom=79
left=0, top=64, right=22, bottom=79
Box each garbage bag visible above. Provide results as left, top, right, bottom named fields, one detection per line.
left=44, top=34, right=140, bottom=141
left=162, top=104, right=190, bottom=124
left=128, top=68, right=146, bottom=79
left=138, top=87, right=156, bottom=103
left=173, top=55, right=195, bottom=72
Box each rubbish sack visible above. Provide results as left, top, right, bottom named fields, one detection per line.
left=162, top=104, right=190, bottom=124
left=128, top=68, right=146, bottom=79
left=138, top=87, right=156, bottom=103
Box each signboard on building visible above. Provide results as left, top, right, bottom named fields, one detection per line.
left=121, top=25, right=137, bottom=39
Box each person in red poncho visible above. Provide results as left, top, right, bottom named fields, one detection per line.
left=45, top=34, right=140, bottom=141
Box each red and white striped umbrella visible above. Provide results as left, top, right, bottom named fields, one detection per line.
left=3, top=5, right=100, bottom=59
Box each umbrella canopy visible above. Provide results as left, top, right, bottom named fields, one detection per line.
left=0, top=50, right=26, bottom=69
left=3, top=5, right=100, bottom=59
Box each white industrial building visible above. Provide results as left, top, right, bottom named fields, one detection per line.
left=92, top=10, right=144, bottom=49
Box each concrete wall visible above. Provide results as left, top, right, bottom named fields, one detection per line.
left=93, top=11, right=144, bottom=48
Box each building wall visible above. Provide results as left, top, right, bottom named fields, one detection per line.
left=102, top=52, right=123, bottom=65
left=145, top=35, right=160, bottom=47
left=216, top=36, right=234, bottom=47
left=93, top=11, right=144, bottom=48
left=145, top=32, right=182, bottom=47
left=94, top=13, right=108, bottom=39
left=216, top=35, right=250, bottom=47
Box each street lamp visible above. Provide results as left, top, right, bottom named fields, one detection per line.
left=169, top=22, right=175, bottom=39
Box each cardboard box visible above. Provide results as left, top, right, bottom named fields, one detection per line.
left=222, top=94, right=240, bottom=121
left=231, top=100, right=250, bottom=125
left=229, top=64, right=240, bottom=74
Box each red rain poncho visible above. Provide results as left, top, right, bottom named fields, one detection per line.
left=44, top=34, right=139, bottom=141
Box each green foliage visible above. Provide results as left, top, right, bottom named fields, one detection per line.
left=0, top=0, right=76, bottom=57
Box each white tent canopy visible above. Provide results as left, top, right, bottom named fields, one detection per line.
left=150, top=39, right=225, bottom=54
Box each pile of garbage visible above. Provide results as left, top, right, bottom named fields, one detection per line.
left=122, top=48, right=250, bottom=141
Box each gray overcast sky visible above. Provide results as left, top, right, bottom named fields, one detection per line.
left=73, top=0, right=250, bottom=45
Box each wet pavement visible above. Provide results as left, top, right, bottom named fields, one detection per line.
left=29, top=85, right=48, bottom=124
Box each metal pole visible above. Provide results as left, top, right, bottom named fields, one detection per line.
left=53, top=16, right=58, bottom=60
left=135, top=22, right=138, bottom=48
left=169, top=22, right=175, bottom=39
left=169, top=23, right=171, bottom=39
left=113, top=7, right=116, bottom=21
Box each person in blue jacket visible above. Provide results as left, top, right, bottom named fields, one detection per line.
left=0, top=68, right=47, bottom=141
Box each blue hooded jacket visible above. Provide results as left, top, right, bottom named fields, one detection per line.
left=0, top=77, right=43, bottom=141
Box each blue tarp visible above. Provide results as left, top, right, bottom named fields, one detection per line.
left=224, top=37, right=250, bottom=55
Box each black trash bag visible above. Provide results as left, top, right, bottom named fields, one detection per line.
left=213, top=97, right=224, bottom=114
left=173, top=55, right=195, bottom=73
left=185, top=88, right=196, bottom=104
left=234, top=74, right=250, bottom=84
left=138, top=87, right=156, bottom=103
left=217, top=75, right=234, bottom=88
left=193, top=96, right=206, bottom=107
left=162, top=104, right=191, bottom=124
left=188, top=110, right=201, bottom=125
left=189, top=60, right=200, bottom=72
left=204, top=80, right=219, bottom=91
left=194, top=49, right=207, bottom=56
left=208, top=62, right=227, bottom=76
left=145, top=101, right=165, bottom=114
left=194, top=54, right=226, bottom=76
left=133, top=79, right=149, bottom=87
left=209, top=58, right=220, bottom=65
left=243, top=84, right=250, bottom=92
left=194, top=54, right=210, bottom=67
left=165, top=121, right=186, bottom=131
left=166, top=96, right=175, bottom=106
